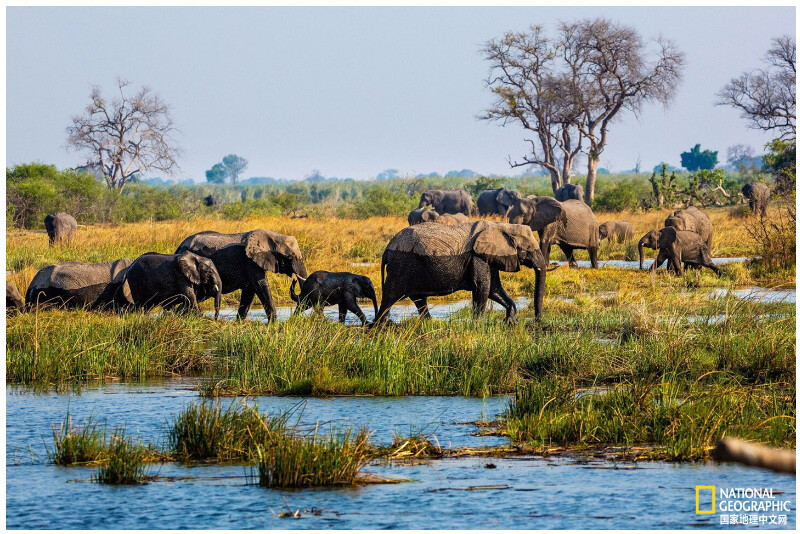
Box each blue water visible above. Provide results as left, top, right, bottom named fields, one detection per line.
left=6, top=381, right=796, bottom=529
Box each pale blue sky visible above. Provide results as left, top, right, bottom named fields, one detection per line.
left=6, top=6, right=796, bottom=181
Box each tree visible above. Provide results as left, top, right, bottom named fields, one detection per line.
left=763, top=139, right=796, bottom=194
left=222, top=154, right=248, bottom=184
left=560, top=18, right=685, bottom=204
left=66, top=78, right=180, bottom=192
left=205, top=163, right=227, bottom=184
left=680, top=144, right=718, bottom=171
left=717, top=36, right=796, bottom=140
left=375, top=169, right=400, bottom=181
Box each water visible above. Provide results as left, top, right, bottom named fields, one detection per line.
left=560, top=256, right=751, bottom=269
left=709, top=286, right=796, bottom=304
left=6, top=381, right=796, bottom=529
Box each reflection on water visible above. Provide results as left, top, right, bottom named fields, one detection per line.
left=708, top=286, right=796, bottom=304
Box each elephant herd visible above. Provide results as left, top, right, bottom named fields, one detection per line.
left=4, top=181, right=767, bottom=324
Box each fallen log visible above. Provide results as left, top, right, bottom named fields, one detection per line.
left=711, top=437, right=795, bottom=474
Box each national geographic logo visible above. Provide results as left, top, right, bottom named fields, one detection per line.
left=695, top=486, right=792, bottom=526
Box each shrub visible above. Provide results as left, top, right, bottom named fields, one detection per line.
left=593, top=179, right=646, bottom=212
left=746, top=206, right=796, bottom=272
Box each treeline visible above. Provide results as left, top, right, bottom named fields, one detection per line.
left=5, top=162, right=766, bottom=229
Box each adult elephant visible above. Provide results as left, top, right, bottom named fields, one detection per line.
left=25, top=258, right=134, bottom=310
left=555, top=184, right=584, bottom=203
left=175, top=229, right=307, bottom=321
left=123, top=251, right=222, bottom=318
left=664, top=206, right=713, bottom=250
left=476, top=188, right=521, bottom=217
left=507, top=197, right=600, bottom=268
left=375, top=220, right=546, bottom=325
left=418, top=189, right=474, bottom=215
left=408, top=208, right=440, bottom=225
left=741, top=183, right=770, bottom=218
left=639, top=228, right=720, bottom=275
left=44, top=213, right=77, bottom=246
left=6, top=281, right=24, bottom=311
left=599, top=221, right=635, bottom=243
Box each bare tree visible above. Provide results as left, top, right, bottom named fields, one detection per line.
left=717, top=35, right=796, bottom=140
left=66, top=78, right=181, bottom=191
left=560, top=18, right=685, bottom=204
left=480, top=26, right=583, bottom=194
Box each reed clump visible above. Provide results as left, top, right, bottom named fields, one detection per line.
left=95, top=430, right=150, bottom=485
left=50, top=414, right=107, bottom=466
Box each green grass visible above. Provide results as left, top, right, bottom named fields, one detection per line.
left=95, top=430, right=150, bottom=485
left=50, top=414, right=107, bottom=466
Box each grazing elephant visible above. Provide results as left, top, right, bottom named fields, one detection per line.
left=408, top=208, right=440, bottom=225
left=555, top=184, right=585, bottom=202
left=25, top=258, right=134, bottom=310
left=435, top=213, right=470, bottom=225
left=44, top=213, right=77, bottom=246
left=123, top=251, right=222, bottom=318
left=418, top=189, right=474, bottom=215
left=477, top=188, right=521, bottom=217
left=6, top=281, right=24, bottom=311
left=640, top=227, right=720, bottom=275
left=290, top=271, right=378, bottom=324
left=175, top=229, right=307, bottom=321
left=375, top=221, right=547, bottom=324
left=664, top=206, right=713, bottom=252
left=599, top=221, right=635, bottom=243
left=741, top=183, right=770, bottom=218
left=507, top=197, right=600, bottom=268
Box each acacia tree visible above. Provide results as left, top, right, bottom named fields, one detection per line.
left=222, top=154, right=248, bottom=184
left=66, top=79, right=180, bottom=192
left=717, top=35, right=796, bottom=140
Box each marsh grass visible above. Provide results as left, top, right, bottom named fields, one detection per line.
left=95, top=430, right=150, bottom=485
left=376, top=431, right=444, bottom=459
left=50, top=414, right=107, bottom=466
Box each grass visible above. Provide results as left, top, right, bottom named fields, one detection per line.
left=95, top=430, right=150, bottom=485
left=50, top=414, right=107, bottom=466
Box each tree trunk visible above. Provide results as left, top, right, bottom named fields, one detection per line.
left=549, top=168, right=562, bottom=195
left=585, top=154, right=599, bottom=205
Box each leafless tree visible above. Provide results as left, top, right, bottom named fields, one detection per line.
left=66, top=78, right=181, bottom=191
left=717, top=35, right=796, bottom=140
left=480, top=26, right=584, bottom=194
left=560, top=18, right=685, bottom=204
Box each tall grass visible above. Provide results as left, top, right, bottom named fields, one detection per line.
left=50, top=414, right=107, bottom=466
left=95, top=430, right=150, bottom=485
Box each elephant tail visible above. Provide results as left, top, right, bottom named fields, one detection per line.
left=290, top=278, right=300, bottom=303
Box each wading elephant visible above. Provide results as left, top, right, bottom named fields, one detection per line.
left=6, top=281, right=24, bottom=311
left=25, top=258, right=134, bottom=310
left=507, top=197, right=600, bottom=268
left=477, top=188, right=521, bottom=217
left=375, top=220, right=547, bottom=325
left=741, top=183, right=770, bottom=218
left=175, top=229, right=307, bottom=321
left=408, top=208, right=440, bottom=225
left=599, top=221, right=635, bottom=243
left=290, top=271, right=378, bottom=324
left=44, top=213, right=77, bottom=246
left=418, top=189, right=474, bottom=216
left=639, top=227, right=720, bottom=275
left=664, top=206, right=713, bottom=251
left=555, top=184, right=585, bottom=202
left=123, top=251, right=222, bottom=318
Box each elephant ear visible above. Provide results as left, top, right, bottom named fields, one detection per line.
left=176, top=252, right=201, bottom=285
left=496, top=188, right=513, bottom=207
left=244, top=229, right=278, bottom=272
left=530, top=197, right=563, bottom=231
left=471, top=224, right=520, bottom=272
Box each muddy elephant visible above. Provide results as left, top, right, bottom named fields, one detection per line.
left=599, top=221, right=635, bottom=243
left=44, top=213, right=77, bottom=246
left=741, top=183, right=770, bottom=218
left=175, top=229, right=307, bottom=321
left=477, top=188, right=521, bottom=217
left=375, top=220, right=547, bottom=324
left=664, top=206, right=713, bottom=251
left=25, top=258, right=134, bottom=310
left=418, top=189, right=474, bottom=216
left=290, top=271, right=378, bottom=324
left=640, top=227, right=720, bottom=275
left=507, top=197, right=600, bottom=268
left=555, top=184, right=585, bottom=202
left=408, top=208, right=440, bottom=225
left=6, top=281, right=24, bottom=312
left=435, top=213, right=470, bottom=225
left=123, top=251, right=222, bottom=318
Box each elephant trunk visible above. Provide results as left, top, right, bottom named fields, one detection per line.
left=290, top=278, right=300, bottom=303
left=293, top=257, right=308, bottom=279
left=638, top=238, right=646, bottom=270
left=532, top=251, right=546, bottom=321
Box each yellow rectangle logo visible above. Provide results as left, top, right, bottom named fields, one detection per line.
left=696, top=486, right=716, bottom=514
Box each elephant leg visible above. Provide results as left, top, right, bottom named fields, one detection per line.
left=337, top=303, right=348, bottom=323
left=488, top=269, right=516, bottom=324
left=374, top=291, right=404, bottom=325
left=671, top=249, right=684, bottom=276
left=471, top=261, right=491, bottom=317
left=699, top=248, right=721, bottom=275
left=560, top=244, right=577, bottom=268
left=411, top=296, right=430, bottom=319
left=237, top=287, right=256, bottom=320
left=342, top=293, right=368, bottom=324
left=252, top=277, right=276, bottom=322
left=650, top=251, right=668, bottom=272
left=588, top=247, right=599, bottom=269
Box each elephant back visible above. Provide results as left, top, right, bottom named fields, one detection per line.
left=556, top=200, right=600, bottom=248
left=176, top=231, right=246, bottom=256
left=33, top=259, right=133, bottom=291
left=436, top=213, right=469, bottom=226
left=386, top=221, right=483, bottom=256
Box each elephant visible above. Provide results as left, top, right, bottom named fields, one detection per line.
left=25, top=258, right=134, bottom=310
left=435, top=213, right=470, bottom=225
left=507, top=197, right=600, bottom=268
left=290, top=271, right=378, bottom=324
left=418, top=189, right=474, bottom=215
left=555, top=184, right=585, bottom=202
left=122, top=251, right=222, bottom=318
left=477, top=188, right=521, bottom=217
left=639, top=227, right=720, bottom=275
left=408, top=208, right=441, bottom=225
left=374, top=220, right=547, bottom=325
left=664, top=206, right=713, bottom=251
left=44, top=213, right=77, bottom=246
left=175, top=229, right=307, bottom=321
left=741, top=183, right=770, bottom=218
left=6, top=281, right=24, bottom=311
left=599, top=221, right=635, bottom=243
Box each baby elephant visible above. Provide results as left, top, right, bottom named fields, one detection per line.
left=599, top=221, right=634, bottom=243
left=639, top=227, right=720, bottom=275
left=290, top=271, right=378, bottom=324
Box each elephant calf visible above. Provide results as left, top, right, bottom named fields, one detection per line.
left=290, top=271, right=378, bottom=324
left=639, top=228, right=720, bottom=275
left=25, top=258, right=133, bottom=310
left=408, top=208, right=440, bottom=225
left=599, top=221, right=635, bottom=243
left=6, top=281, right=24, bottom=312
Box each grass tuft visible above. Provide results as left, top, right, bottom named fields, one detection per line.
left=95, top=430, right=150, bottom=485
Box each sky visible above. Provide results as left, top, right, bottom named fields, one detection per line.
left=5, top=6, right=796, bottom=182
